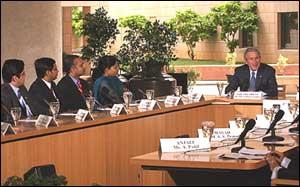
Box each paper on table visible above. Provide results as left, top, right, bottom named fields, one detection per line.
left=18, top=119, right=37, bottom=122
left=96, top=107, right=112, bottom=111
left=59, top=113, right=77, bottom=116
left=238, top=147, right=270, bottom=156
left=218, top=153, right=265, bottom=160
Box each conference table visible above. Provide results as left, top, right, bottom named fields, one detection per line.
left=1, top=96, right=298, bottom=185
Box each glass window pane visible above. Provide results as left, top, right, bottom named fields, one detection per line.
left=280, top=12, right=298, bottom=49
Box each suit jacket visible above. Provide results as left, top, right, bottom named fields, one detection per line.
left=1, top=83, right=38, bottom=122
left=56, top=75, right=89, bottom=112
left=278, top=148, right=299, bottom=179
left=29, top=78, right=59, bottom=115
left=225, top=63, right=278, bottom=97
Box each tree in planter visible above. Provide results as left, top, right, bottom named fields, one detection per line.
left=169, top=10, right=217, bottom=60
left=210, top=1, right=259, bottom=53
left=81, top=7, right=119, bottom=67
left=117, top=19, right=177, bottom=78
left=72, top=7, right=84, bottom=38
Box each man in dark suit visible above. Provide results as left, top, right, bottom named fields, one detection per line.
left=266, top=136, right=299, bottom=180
left=1, top=59, right=38, bottom=122
left=56, top=54, right=90, bottom=112
left=29, top=57, right=59, bottom=115
left=225, top=47, right=278, bottom=97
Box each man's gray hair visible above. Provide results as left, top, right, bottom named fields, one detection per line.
left=244, top=47, right=261, bottom=59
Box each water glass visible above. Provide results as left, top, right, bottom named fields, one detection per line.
left=10, top=107, right=21, bottom=126
left=123, top=91, right=133, bottom=109
left=234, top=116, right=246, bottom=128
left=175, top=86, right=182, bottom=96
left=86, top=97, right=95, bottom=113
left=49, top=101, right=60, bottom=120
left=264, top=108, right=274, bottom=122
left=200, top=121, right=215, bottom=142
left=146, top=89, right=155, bottom=100
left=216, top=82, right=224, bottom=96
left=288, top=103, right=299, bottom=119
left=272, top=104, right=281, bottom=114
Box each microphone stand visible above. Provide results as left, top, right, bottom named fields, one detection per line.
left=231, top=138, right=253, bottom=153
left=262, top=127, right=285, bottom=142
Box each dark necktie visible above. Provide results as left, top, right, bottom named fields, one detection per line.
left=249, top=71, right=256, bottom=91
left=17, top=90, right=27, bottom=116
left=76, top=80, right=83, bottom=95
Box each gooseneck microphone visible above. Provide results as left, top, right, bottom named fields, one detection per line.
left=231, top=119, right=256, bottom=153
left=263, top=110, right=285, bottom=142
left=289, top=114, right=299, bottom=133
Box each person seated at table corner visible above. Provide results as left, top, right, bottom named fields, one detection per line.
left=1, top=59, right=38, bottom=122
left=265, top=139, right=299, bottom=180
left=225, top=47, right=278, bottom=97
left=29, top=57, right=59, bottom=115
left=56, top=54, right=90, bottom=112
left=93, top=55, right=124, bottom=108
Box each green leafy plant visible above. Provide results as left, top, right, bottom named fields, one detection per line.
left=81, top=7, right=120, bottom=65
left=210, top=1, right=259, bottom=53
left=119, top=15, right=148, bottom=30
left=2, top=173, right=67, bottom=186
left=169, top=9, right=217, bottom=60
left=72, top=7, right=84, bottom=38
left=117, top=19, right=177, bottom=78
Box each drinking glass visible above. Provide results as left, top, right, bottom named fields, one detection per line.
left=234, top=116, right=246, bottom=128
left=216, top=82, right=224, bottom=96
left=49, top=101, right=60, bottom=120
left=86, top=97, right=95, bottom=114
left=288, top=103, right=299, bottom=119
left=123, top=91, right=133, bottom=109
left=175, top=86, right=182, bottom=96
left=10, top=107, right=21, bottom=126
left=146, top=89, right=154, bottom=100
left=272, top=104, right=281, bottom=114
left=200, top=121, right=215, bottom=142
left=264, top=108, right=274, bottom=122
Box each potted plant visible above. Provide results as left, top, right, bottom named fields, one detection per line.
left=117, top=17, right=177, bottom=99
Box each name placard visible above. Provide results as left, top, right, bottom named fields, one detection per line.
left=1, top=122, right=16, bottom=135
left=110, top=104, right=127, bottom=116
left=138, top=99, right=160, bottom=111
left=164, top=96, right=183, bottom=106
left=35, top=115, right=58, bottom=128
left=233, top=91, right=263, bottom=100
left=198, top=128, right=243, bottom=142
left=160, top=138, right=210, bottom=153
left=189, top=93, right=204, bottom=102
left=75, top=109, right=94, bottom=122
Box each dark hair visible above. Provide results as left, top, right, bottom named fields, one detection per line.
left=2, top=59, right=25, bottom=83
left=63, top=54, right=80, bottom=74
left=34, top=57, right=56, bottom=78
left=244, top=47, right=261, bottom=60
left=92, top=56, right=119, bottom=81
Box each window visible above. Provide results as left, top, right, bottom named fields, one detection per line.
left=239, top=30, right=253, bottom=48
left=280, top=12, right=298, bottom=49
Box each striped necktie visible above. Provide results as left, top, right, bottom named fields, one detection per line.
left=76, top=80, right=83, bottom=95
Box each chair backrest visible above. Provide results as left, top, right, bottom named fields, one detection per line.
left=271, top=178, right=299, bottom=186
left=278, top=85, right=286, bottom=98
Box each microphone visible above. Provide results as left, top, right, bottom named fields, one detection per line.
left=289, top=114, right=299, bottom=133
left=263, top=110, right=285, bottom=142
left=265, top=110, right=285, bottom=135
left=231, top=119, right=256, bottom=153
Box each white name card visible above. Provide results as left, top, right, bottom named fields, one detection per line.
left=255, top=114, right=270, bottom=129
left=160, top=138, right=210, bottom=153
left=198, top=128, right=243, bottom=142
left=164, top=96, right=183, bottom=106
left=263, top=99, right=291, bottom=121
left=1, top=122, right=16, bottom=135
left=35, top=115, right=58, bottom=128
left=75, top=109, right=94, bottom=122
left=138, top=99, right=160, bottom=111
left=189, top=93, right=204, bottom=102
left=296, top=92, right=299, bottom=101
left=233, top=91, right=263, bottom=100
left=110, top=104, right=127, bottom=116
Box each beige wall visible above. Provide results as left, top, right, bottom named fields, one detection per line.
left=103, top=1, right=299, bottom=64
left=1, top=1, right=63, bottom=87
